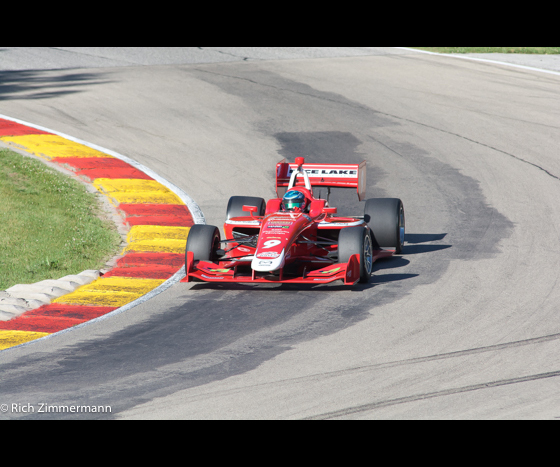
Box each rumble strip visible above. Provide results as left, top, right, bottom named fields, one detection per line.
left=0, top=116, right=199, bottom=351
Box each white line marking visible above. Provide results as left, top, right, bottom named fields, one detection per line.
left=394, top=47, right=560, bottom=77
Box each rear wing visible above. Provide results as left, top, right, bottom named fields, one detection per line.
left=276, top=157, right=366, bottom=201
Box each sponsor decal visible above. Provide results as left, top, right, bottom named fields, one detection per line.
left=267, top=219, right=292, bottom=224
left=209, top=268, right=230, bottom=273
left=201, top=274, right=224, bottom=279
left=267, top=221, right=292, bottom=226
left=268, top=215, right=298, bottom=222
left=225, top=220, right=260, bottom=225
left=261, top=230, right=287, bottom=235
left=318, top=220, right=364, bottom=227
left=237, top=246, right=251, bottom=253
left=288, top=167, right=358, bottom=178
left=259, top=260, right=273, bottom=266
left=257, top=251, right=280, bottom=258
left=313, top=278, right=332, bottom=281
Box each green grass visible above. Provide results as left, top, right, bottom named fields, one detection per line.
left=0, top=148, right=122, bottom=290
left=412, top=47, right=560, bottom=54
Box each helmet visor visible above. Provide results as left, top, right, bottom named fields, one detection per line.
left=283, top=199, right=304, bottom=210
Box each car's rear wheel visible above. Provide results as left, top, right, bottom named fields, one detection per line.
left=338, top=226, right=373, bottom=283
left=226, top=196, right=266, bottom=220
left=185, top=225, right=221, bottom=270
left=364, top=198, right=405, bottom=253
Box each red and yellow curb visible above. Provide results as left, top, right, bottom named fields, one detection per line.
left=0, top=118, right=194, bottom=351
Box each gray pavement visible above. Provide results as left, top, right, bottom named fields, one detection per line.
left=2, top=47, right=559, bottom=74
left=0, top=47, right=413, bottom=70
left=1, top=48, right=559, bottom=420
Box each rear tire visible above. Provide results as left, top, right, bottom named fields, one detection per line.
left=226, top=196, right=266, bottom=220
left=364, top=198, right=405, bottom=253
left=185, top=225, right=221, bottom=268
left=338, top=226, right=373, bottom=283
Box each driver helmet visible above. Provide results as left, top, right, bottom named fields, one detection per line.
left=282, top=190, right=307, bottom=211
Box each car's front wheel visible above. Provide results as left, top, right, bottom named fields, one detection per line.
left=338, top=226, right=373, bottom=283
left=185, top=225, right=221, bottom=272
left=364, top=198, right=405, bottom=253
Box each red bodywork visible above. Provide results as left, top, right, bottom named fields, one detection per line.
left=182, top=158, right=394, bottom=285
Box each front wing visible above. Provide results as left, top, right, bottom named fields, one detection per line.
left=181, top=249, right=394, bottom=285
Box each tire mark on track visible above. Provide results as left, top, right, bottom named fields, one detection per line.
left=367, top=109, right=560, bottom=182
left=304, top=369, right=560, bottom=419
left=193, top=64, right=560, bottom=182
left=166, top=332, right=560, bottom=405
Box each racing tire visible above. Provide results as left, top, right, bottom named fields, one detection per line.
left=364, top=198, right=405, bottom=254
left=226, top=196, right=266, bottom=220
left=338, top=226, right=374, bottom=283
left=185, top=225, right=221, bottom=266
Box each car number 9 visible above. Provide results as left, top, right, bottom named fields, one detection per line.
left=262, top=240, right=281, bottom=249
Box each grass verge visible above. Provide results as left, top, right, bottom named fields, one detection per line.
left=411, top=47, right=560, bottom=54
left=0, top=148, right=122, bottom=290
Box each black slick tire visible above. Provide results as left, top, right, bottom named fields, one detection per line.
left=338, top=226, right=373, bottom=283
left=364, top=198, right=405, bottom=253
left=185, top=225, right=221, bottom=268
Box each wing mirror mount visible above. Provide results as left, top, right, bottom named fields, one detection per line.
left=243, top=205, right=259, bottom=218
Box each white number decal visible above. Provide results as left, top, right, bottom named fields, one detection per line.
left=262, top=240, right=281, bottom=249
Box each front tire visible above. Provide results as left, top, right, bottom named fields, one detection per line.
left=185, top=225, right=221, bottom=268
left=338, top=226, right=373, bottom=283
left=364, top=198, right=405, bottom=253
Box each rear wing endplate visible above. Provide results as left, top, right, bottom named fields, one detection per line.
left=276, top=158, right=366, bottom=201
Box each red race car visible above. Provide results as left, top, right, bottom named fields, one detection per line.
left=183, top=157, right=404, bottom=285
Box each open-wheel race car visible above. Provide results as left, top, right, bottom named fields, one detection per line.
left=182, top=157, right=404, bottom=286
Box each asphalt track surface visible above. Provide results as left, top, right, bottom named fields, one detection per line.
left=1, top=48, right=560, bottom=419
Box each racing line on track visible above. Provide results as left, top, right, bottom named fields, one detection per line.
left=0, top=117, right=196, bottom=351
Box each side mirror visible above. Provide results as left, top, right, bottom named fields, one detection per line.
left=323, top=207, right=337, bottom=215
left=243, top=205, right=259, bottom=217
